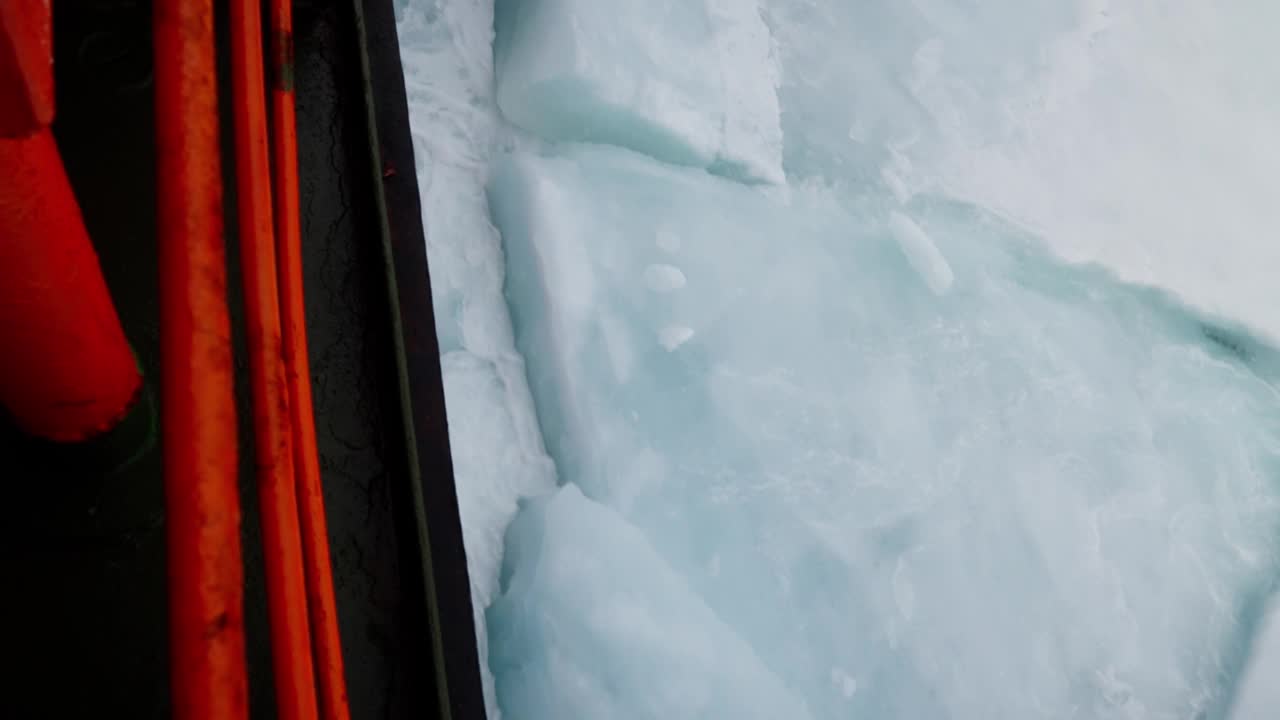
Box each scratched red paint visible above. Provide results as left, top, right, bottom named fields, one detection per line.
left=155, top=1, right=248, bottom=718
left=270, top=0, right=354, bottom=716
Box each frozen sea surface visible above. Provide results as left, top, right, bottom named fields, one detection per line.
left=396, top=0, right=1280, bottom=718
left=490, top=144, right=1280, bottom=720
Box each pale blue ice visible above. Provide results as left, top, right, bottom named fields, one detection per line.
left=396, top=1, right=1280, bottom=718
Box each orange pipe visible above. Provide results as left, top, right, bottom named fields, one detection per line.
left=154, top=1, right=248, bottom=719
left=269, top=3, right=352, bottom=718
left=229, top=1, right=319, bottom=719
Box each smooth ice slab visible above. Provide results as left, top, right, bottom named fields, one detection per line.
left=488, top=484, right=813, bottom=720
left=398, top=5, right=559, bottom=714
left=493, top=0, right=784, bottom=184
left=488, top=144, right=1280, bottom=719
left=1232, top=601, right=1280, bottom=720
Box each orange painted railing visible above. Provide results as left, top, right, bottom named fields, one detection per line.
left=0, top=2, right=356, bottom=717
left=270, top=1, right=353, bottom=717
left=154, top=1, right=249, bottom=719
left=230, top=1, right=323, bottom=718
left=3, top=1, right=360, bottom=712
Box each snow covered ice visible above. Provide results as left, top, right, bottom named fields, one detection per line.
left=492, top=0, right=784, bottom=185
left=396, top=0, right=1280, bottom=718
left=489, top=484, right=814, bottom=720
left=490, top=144, right=1280, bottom=719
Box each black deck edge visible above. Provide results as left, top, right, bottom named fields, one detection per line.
left=351, top=2, right=488, bottom=719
